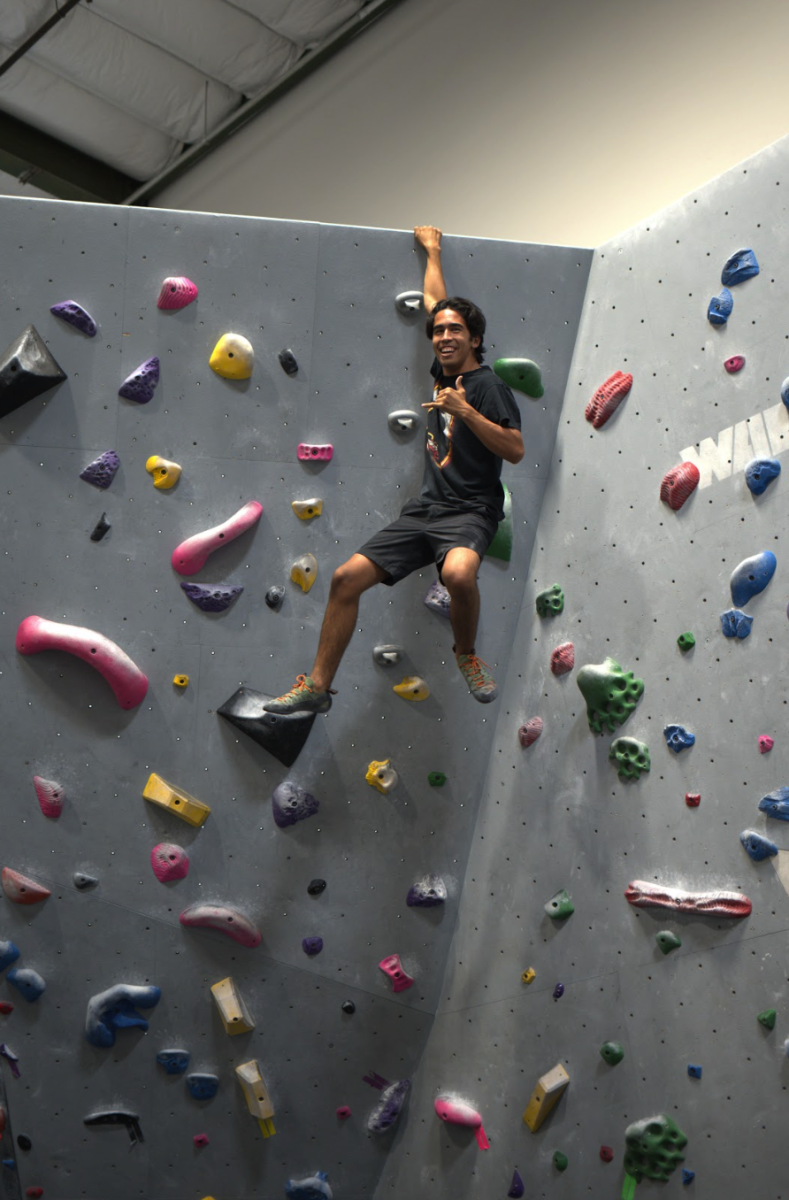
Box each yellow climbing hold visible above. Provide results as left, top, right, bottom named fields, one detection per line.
left=145, top=455, right=181, bottom=489
left=523, top=1062, right=570, bottom=1132
left=393, top=676, right=430, bottom=701
left=211, top=976, right=255, bottom=1035
left=172, top=674, right=189, bottom=688
left=143, top=772, right=211, bottom=827
left=209, top=332, right=254, bottom=380
left=521, top=967, right=536, bottom=985
left=292, top=499, right=323, bottom=520
left=291, top=552, right=317, bottom=593
left=236, top=1059, right=275, bottom=1134
left=366, top=759, right=398, bottom=794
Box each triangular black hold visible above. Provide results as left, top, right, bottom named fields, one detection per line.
left=217, top=686, right=317, bottom=767
left=0, top=324, right=67, bottom=418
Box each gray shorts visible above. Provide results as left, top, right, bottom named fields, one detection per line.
left=357, top=498, right=498, bottom=586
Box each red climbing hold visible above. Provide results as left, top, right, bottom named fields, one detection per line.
left=759, top=735, right=774, bottom=754
left=518, top=717, right=543, bottom=747
left=724, top=355, right=745, bottom=373
left=551, top=643, right=575, bottom=676
left=0, top=1003, right=13, bottom=1015
left=584, top=371, right=633, bottom=429
left=599, top=1145, right=614, bottom=1163
left=26, top=1190, right=44, bottom=1199
left=685, top=793, right=701, bottom=807
left=659, top=461, right=700, bottom=511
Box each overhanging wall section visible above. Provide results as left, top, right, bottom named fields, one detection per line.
left=0, top=196, right=590, bottom=1200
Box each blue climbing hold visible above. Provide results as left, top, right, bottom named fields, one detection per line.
left=156, top=1049, right=190, bottom=1074
left=302, top=936, right=324, bottom=956
left=721, top=248, right=759, bottom=286
left=6, top=968, right=45, bottom=1003
left=186, top=1072, right=219, bottom=1100
left=682, top=1168, right=695, bottom=1185
left=740, top=829, right=778, bottom=861
left=687, top=1064, right=702, bottom=1079
left=707, top=288, right=733, bottom=326
left=781, top=378, right=789, bottom=411
left=720, top=608, right=752, bottom=638
left=1, top=1159, right=15, bottom=1170
left=508, top=1169, right=525, bottom=1198
left=285, top=1171, right=333, bottom=1200
left=85, top=983, right=161, bottom=1048
left=745, top=457, right=781, bottom=495
left=664, top=724, right=695, bottom=753
left=758, top=787, right=789, bottom=821
left=0, top=941, right=20, bottom=973
left=730, top=551, right=776, bottom=607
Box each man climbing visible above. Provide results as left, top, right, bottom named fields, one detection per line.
left=264, top=224, right=524, bottom=715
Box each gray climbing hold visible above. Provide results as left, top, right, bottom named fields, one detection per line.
left=265, top=585, right=285, bottom=610
left=395, top=290, right=423, bottom=315
left=0, top=324, right=67, bottom=418
left=388, top=409, right=420, bottom=433
left=406, top=875, right=447, bottom=907
left=73, top=872, right=98, bottom=890
left=424, top=580, right=450, bottom=617
left=373, top=644, right=403, bottom=666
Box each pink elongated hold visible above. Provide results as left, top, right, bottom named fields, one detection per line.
left=759, top=735, right=774, bottom=754
left=156, top=276, right=198, bottom=310
left=625, top=879, right=751, bottom=918
left=16, top=616, right=148, bottom=710
left=1, top=867, right=50, bottom=905
left=379, top=953, right=414, bottom=993
left=660, top=461, right=700, bottom=511
left=551, top=642, right=574, bottom=676
left=434, top=1095, right=490, bottom=1150
left=33, top=775, right=65, bottom=819
left=518, top=717, right=543, bottom=747
left=297, top=443, right=333, bottom=462
left=171, top=500, right=263, bottom=576
left=150, top=843, right=189, bottom=882
left=724, top=355, right=745, bottom=374
left=584, top=371, right=633, bottom=429
left=179, top=903, right=261, bottom=948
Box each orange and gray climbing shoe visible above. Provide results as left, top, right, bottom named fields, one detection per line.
left=456, top=653, right=498, bottom=703
left=262, top=674, right=335, bottom=715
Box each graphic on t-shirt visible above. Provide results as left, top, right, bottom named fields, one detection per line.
left=426, top=386, right=454, bottom=469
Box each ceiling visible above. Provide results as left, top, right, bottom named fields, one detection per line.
left=0, top=0, right=395, bottom=205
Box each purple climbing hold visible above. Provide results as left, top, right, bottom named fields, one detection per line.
left=553, top=982, right=564, bottom=999
left=424, top=580, right=451, bottom=617
left=118, top=357, right=160, bottom=404
left=271, top=780, right=319, bottom=828
left=406, top=874, right=447, bottom=907
left=367, top=1078, right=410, bottom=1134
left=180, top=583, right=243, bottom=613
left=0, top=1045, right=20, bottom=1077
left=80, top=450, right=119, bottom=490
left=302, top=936, right=323, bottom=956
left=50, top=300, right=97, bottom=337
left=508, top=1169, right=525, bottom=1199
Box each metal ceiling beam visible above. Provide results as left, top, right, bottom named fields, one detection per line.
left=0, top=0, right=85, bottom=81
left=122, top=0, right=409, bottom=207
left=0, top=112, right=137, bottom=203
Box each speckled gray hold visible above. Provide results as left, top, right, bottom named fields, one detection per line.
left=271, top=781, right=319, bottom=828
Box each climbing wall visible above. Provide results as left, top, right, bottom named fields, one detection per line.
left=0, top=196, right=590, bottom=1199
left=376, top=136, right=789, bottom=1197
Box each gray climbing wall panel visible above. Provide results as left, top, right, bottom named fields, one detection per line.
left=376, top=135, right=789, bottom=1198
left=0, top=195, right=589, bottom=1199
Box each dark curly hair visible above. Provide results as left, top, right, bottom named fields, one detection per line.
left=426, top=296, right=487, bottom=363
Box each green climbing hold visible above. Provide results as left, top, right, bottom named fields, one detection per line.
left=609, top=737, right=651, bottom=782
left=758, top=1008, right=777, bottom=1030
left=493, top=356, right=544, bottom=398
left=576, top=657, right=644, bottom=735
left=486, top=484, right=513, bottom=562
left=535, top=583, right=564, bottom=617
left=677, top=632, right=695, bottom=652
left=427, top=772, right=446, bottom=787
left=623, top=1113, right=687, bottom=1183
left=655, top=930, right=682, bottom=955
left=553, top=1151, right=568, bottom=1172
left=600, top=1041, right=624, bottom=1066
left=544, top=888, right=574, bottom=920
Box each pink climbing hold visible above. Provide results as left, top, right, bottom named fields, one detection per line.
left=584, top=371, right=633, bottom=429
left=156, top=277, right=198, bottom=310
left=759, top=735, right=774, bottom=754
left=33, top=775, right=64, bottom=819
left=179, top=903, right=261, bottom=948
left=297, top=443, right=333, bottom=462
left=518, top=717, right=543, bottom=747
left=336, top=1106, right=351, bottom=1120
left=625, top=879, right=751, bottom=918
left=660, top=461, right=700, bottom=511
left=171, top=500, right=263, bottom=576
left=193, top=1133, right=209, bottom=1147
left=434, top=1095, right=490, bottom=1150
left=724, top=355, right=745, bottom=374
left=150, top=843, right=189, bottom=882
left=378, top=953, right=414, bottom=993
left=1, top=867, right=50, bottom=905
left=16, top=616, right=149, bottom=710
left=551, top=642, right=574, bottom=676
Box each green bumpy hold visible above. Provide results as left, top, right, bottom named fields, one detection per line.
left=677, top=631, right=695, bottom=651
left=553, top=1151, right=568, bottom=1171
left=427, top=772, right=447, bottom=787
left=623, top=1114, right=687, bottom=1183
left=544, top=888, right=574, bottom=919
left=536, top=583, right=564, bottom=617
left=576, top=657, right=644, bottom=735
left=600, top=1041, right=624, bottom=1066
left=757, top=1008, right=776, bottom=1030
left=493, top=357, right=544, bottom=398
left=655, top=930, right=681, bottom=954
left=609, top=737, right=650, bottom=781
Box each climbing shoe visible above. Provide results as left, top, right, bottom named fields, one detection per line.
left=457, top=653, right=498, bottom=703
left=262, top=674, right=334, bottom=715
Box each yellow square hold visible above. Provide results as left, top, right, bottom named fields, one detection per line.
left=143, top=772, right=211, bottom=827
left=523, top=1062, right=570, bottom=1132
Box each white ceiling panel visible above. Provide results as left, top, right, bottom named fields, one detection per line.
left=224, top=0, right=364, bottom=46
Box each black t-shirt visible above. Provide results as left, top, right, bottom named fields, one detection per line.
left=418, top=360, right=521, bottom=522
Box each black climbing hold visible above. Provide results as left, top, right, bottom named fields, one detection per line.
left=341, top=1000, right=355, bottom=1014
left=278, top=348, right=299, bottom=376
left=217, top=686, right=317, bottom=768
left=90, top=513, right=111, bottom=542
left=308, top=879, right=327, bottom=896
left=73, top=872, right=99, bottom=890
left=265, top=585, right=285, bottom=610
left=16, top=1136, right=31, bottom=1152
left=83, top=1110, right=143, bottom=1144
left=0, top=324, right=67, bottom=419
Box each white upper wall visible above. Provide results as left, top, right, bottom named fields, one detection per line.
left=151, top=0, right=789, bottom=247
